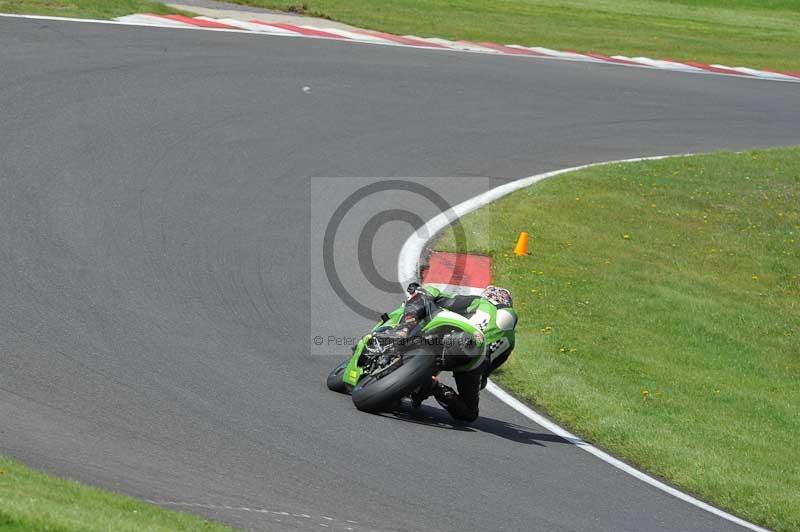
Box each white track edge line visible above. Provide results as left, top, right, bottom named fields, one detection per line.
left=396, top=153, right=769, bottom=532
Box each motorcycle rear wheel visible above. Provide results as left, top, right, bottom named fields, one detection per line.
left=351, top=348, right=436, bottom=413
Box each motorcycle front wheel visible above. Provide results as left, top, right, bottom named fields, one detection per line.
left=326, top=359, right=350, bottom=393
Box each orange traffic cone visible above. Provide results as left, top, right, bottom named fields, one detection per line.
left=514, top=232, right=528, bottom=256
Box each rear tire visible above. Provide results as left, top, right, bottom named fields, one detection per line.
left=326, top=359, right=350, bottom=393
left=351, top=348, right=436, bottom=413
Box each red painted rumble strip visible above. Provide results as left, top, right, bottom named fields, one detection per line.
left=672, top=61, right=751, bottom=76
left=250, top=21, right=346, bottom=39
left=475, top=42, right=544, bottom=56
left=129, top=14, right=800, bottom=83
left=763, top=69, right=800, bottom=79
left=422, top=252, right=492, bottom=289
left=578, top=52, right=646, bottom=66
left=160, top=14, right=238, bottom=29
left=348, top=29, right=447, bottom=48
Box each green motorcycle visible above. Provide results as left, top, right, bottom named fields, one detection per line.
left=326, top=288, right=485, bottom=413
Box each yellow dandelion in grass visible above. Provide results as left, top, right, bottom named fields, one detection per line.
left=641, top=389, right=650, bottom=398
left=752, top=275, right=759, bottom=281
left=623, top=234, right=631, bottom=240
left=559, top=347, right=566, bottom=353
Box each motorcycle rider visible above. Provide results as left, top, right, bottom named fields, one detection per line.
left=384, top=283, right=517, bottom=423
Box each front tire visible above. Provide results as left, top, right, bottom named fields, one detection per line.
left=327, top=359, right=350, bottom=393
left=351, top=348, right=436, bottom=413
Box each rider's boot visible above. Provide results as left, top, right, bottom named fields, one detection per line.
left=431, top=379, right=458, bottom=407
left=411, top=376, right=437, bottom=409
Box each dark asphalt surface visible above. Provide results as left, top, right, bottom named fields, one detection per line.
left=1, top=16, right=798, bottom=532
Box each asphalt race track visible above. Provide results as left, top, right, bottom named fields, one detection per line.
left=2, top=16, right=799, bottom=532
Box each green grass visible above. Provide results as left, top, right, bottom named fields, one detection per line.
left=0, top=0, right=183, bottom=19
left=0, top=456, right=235, bottom=532
left=435, top=147, right=800, bottom=531
left=229, top=0, right=800, bottom=71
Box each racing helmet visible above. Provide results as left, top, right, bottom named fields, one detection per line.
left=481, top=285, right=512, bottom=308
